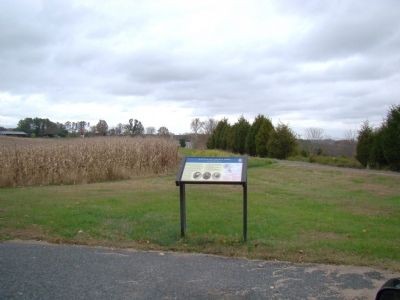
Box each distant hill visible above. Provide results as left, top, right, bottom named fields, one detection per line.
left=298, top=139, right=356, bottom=157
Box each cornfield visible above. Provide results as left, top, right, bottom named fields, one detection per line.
left=0, top=136, right=179, bottom=187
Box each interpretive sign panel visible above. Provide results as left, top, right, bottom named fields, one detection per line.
left=176, top=156, right=248, bottom=241
left=176, top=157, right=246, bottom=185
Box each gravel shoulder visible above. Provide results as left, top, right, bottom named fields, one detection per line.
left=276, top=159, right=400, bottom=177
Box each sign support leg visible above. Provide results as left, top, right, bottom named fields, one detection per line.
left=179, top=183, right=186, bottom=238
left=243, top=183, right=247, bottom=242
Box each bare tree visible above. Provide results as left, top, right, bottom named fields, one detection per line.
left=344, top=128, right=357, bottom=157
left=190, top=118, right=204, bottom=135
left=77, top=121, right=87, bottom=137
left=125, top=119, right=144, bottom=136
left=344, top=129, right=357, bottom=143
left=90, top=125, right=96, bottom=135
left=305, top=127, right=324, bottom=140
left=64, top=121, right=72, bottom=133
left=108, top=128, right=116, bottom=136
left=96, top=120, right=108, bottom=136
left=157, top=126, right=170, bottom=137
left=70, top=122, right=76, bottom=134
left=203, top=118, right=217, bottom=135
left=146, top=126, right=156, bottom=135
left=115, top=123, right=124, bottom=135
left=304, top=127, right=324, bottom=155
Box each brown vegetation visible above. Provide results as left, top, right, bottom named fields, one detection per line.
left=0, top=136, right=179, bottom=187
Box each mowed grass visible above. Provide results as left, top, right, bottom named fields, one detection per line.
left=0, top=151, right=399, bottom=271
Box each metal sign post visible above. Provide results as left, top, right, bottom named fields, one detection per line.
left=176, top=156, right=248, bottom=241
left=179, top=183, right=186, bottom=238
left=243, top=182, right=247, bottom=241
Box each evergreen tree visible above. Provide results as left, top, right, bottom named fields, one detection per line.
left=356, top=121, right=374, bottom=167
left=207, top=118, right=230, bottom=150
left=245, top=115, right=273, bottom=156
left=219, top=121, right=231, bottom=150
left=255, top=120, right=273, bottom=157
left=381, top=105, right=400, bottom=170
left=206, top=133, right=215, bottom=149
left=267, top=123, right=297, bottom=159
left=230, top=116, right=250, bottom=154
left=226, top=123, right=236, bottom=151
left=369, top=127, right=387, bottom=169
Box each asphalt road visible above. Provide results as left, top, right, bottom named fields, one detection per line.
left=0, top=241, right=398, bottom=299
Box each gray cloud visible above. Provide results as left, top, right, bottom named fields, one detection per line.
left=0, top=0, right=399, bottom=137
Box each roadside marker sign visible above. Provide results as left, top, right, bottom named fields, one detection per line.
left=176, top=156, right=248, bottom=241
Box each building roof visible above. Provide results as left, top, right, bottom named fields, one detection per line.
left=0, top=131, right=28, bottom=136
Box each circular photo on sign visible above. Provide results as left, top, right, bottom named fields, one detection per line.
left=202, top=172, right=211, bottom=180
left=212, top=172, right=221, bottom=179
left=193, top=172, right=202, bottom=179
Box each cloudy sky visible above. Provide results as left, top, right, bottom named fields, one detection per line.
left=1, top=0, right=399, bottom=138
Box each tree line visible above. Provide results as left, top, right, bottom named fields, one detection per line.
left=14, top=117, right=171, bottom=138
left=207, top=115, right=298, bottom=159
left=16, top=118, right=68, bottom=137
left=11, top=106, right=399, bottom=171
left=356, top=105, right=400, bottom=171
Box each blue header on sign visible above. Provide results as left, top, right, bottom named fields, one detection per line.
left=186, top=157, right=243, bottom=163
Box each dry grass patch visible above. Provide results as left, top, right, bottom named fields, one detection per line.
left=0, top=136, right=179, bottom=187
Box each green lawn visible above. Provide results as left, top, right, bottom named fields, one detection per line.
left=0, top=151, right=399, bottom=271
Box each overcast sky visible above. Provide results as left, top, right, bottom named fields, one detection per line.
left=1, top=0, right=399, bottom=138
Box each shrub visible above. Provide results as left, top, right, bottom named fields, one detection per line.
left=179, top=139, right=186, bottom=148
left=300, top=149, right=309, bottom=157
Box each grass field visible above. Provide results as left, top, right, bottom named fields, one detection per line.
left=0, top=149, right=399, bottom=271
